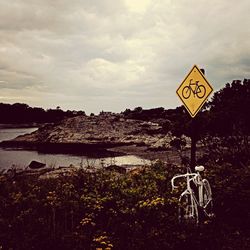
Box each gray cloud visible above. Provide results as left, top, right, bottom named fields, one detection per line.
left=0, top=0, right=249, bottom=113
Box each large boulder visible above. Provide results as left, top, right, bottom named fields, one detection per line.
left=28, top=160, right=46, bottom=169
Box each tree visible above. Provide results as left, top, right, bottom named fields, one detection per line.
left=209, top=79, right=250, bottom=136
left=0, top=103, right=86, bottom=124
left=205, top=79, right=250, bottom=165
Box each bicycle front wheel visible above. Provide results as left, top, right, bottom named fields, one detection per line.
left=178, top=193, right=199, bottom=224
left=196, top=85, right=206, bottom=98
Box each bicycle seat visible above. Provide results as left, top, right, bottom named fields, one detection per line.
left=195, top=166, right=204, bottom=172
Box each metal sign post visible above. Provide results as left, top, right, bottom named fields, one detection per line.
left=176, top=66, right=213, bottom=170
left=190, top=119, right=196, bottom=170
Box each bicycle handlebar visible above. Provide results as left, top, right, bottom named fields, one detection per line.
left=171, top=173, right=197, bottom=190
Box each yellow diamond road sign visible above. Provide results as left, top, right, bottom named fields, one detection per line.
left=176, top=65, right=213, bottom=118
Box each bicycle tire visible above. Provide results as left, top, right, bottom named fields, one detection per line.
left=196, top=85, right=206, bottom=98
left=182, top=86, right=191, bottom=99
left=202, top=179, right=213, bottom=217
left=178, top=192, right=199, bottom=224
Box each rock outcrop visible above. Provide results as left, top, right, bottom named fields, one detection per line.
left=1, top=113, right=173, bottom=153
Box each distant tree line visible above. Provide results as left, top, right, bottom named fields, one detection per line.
left=0, top=103, right=85, bottom=124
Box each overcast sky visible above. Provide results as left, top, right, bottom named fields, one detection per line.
left=0, top=0, right=249, bottom=114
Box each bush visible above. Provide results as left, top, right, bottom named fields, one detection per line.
left=0, top=160, right=249, bottom=249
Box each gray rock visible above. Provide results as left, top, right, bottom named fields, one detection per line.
left=28, top=160, right=46, bottom=169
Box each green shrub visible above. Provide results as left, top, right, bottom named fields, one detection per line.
left=0, top=160, right=249, bottom=249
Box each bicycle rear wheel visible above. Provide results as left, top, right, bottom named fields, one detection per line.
left=178, top=193, right=199, bottom=224
left=182, top=86, right=191, bottom=99
left=202, top=179, right=214, bottom=218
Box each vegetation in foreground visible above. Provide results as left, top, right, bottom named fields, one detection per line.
left=0, top=157, right=249, bottom=250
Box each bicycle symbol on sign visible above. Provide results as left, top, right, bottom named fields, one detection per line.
left=182, top=79, right=206, bottom=99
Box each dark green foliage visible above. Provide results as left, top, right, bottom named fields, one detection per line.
left=0, top=163, right=175, bottom=249
left=122, top=107, right=164, bottom=121
left=170, top=137, right=186, bottom=150
left=202, top=79, right=250, bottom=166
left=0, top=160, right=250, bottom=249
left=209, top=79, right=250, bottom=136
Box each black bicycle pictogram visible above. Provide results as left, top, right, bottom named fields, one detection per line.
left=182, top=79, right=206, bottom=99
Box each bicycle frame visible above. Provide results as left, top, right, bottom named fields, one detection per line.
left=189, top=79, right=200, bottom=94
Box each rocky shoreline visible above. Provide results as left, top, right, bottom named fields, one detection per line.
left=0, top=113, right=193, bottom=166
left=1, top=113, right=174, bottom=150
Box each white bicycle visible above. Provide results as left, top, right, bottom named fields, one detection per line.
left=171, top=166, right=214, bottom=224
